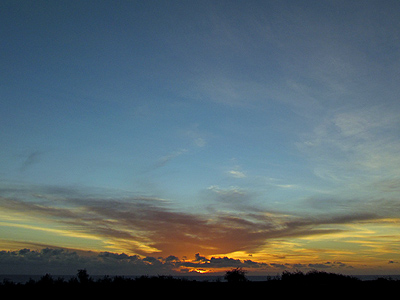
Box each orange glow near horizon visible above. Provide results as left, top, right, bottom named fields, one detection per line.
left=193, top=269, right=211, bottom=274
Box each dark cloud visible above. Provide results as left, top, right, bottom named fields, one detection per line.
left=0, top=248, right=290, bottom=275
left=285, top=212, right=377, bottom=229
left=0, top=248, right=160, bottom=275
left=308, top=263, right=331, bottom=269
left=165, top=255, right=180, bottom=263
left=0, top=248, right=83, bottom=275
left=308, top=261, right=351, bottom=269
left=99, top=252, right=140, bottom=261
left=195, top=253, right=208, bottom=262
left=302, top=195, right=400, bottom=220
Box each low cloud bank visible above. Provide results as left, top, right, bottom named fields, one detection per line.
left=0, top=248, right=353, bottom=276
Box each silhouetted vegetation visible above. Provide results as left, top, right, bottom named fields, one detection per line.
left=1, top=269, right=400, bottom=295
left=224, top=267, right=248, bottom=282
left=77, top=269, right=91, bottom=284
left=281, top=269, right=360, bottom=284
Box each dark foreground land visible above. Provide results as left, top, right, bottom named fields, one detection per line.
left=2, top=270, right=399, bottom=296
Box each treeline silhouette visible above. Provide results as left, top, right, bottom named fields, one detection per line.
left=1, top=269, right=399, bottom=295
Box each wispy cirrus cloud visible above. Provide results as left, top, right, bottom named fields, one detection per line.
left=182, top=124, right=208, bottom=148
left=297, top=104, right=400, bottom=190
left=154, top=148, right=188, bottom=169
left=19, top=151, right=43, bottom=172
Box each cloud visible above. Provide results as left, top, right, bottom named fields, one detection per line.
left=2, top=189, right=267, bottom=256
left=20, top=151, right=42, bottom=171
left=149, top=125, right=207, bottom=171
left=207, top=184, right=243, bottom=194
left=2, top=248, right=333, bottom=276
left=180, top=124, right=208, bottom=148
left=0, top=248, right=83, bottom=275
left=0, top=248, right=172, bottom=275
left=195, top=253, right=208, bottom=262
left=308, top=261, right=350, bottom=269
left=307, top=263, right=332, bottom=269
left=1, top=183, right=399, bottom=275
left=154, top=148, right=188, bottom=168
left=299, top=106, right=400, bottom=175
left=228, top=170, right=246, bottom=178
left=0, top=184, right=386, bottom=259
left=373, top=178, right=400, bottom=192
left=193, top=137, right=206, bottom=147
left=295, top=104, right=400, bottom=212
left=180, top=255, right=269, bottom=270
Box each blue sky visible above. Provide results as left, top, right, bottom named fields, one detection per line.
left=1, top=0, right=400, bottom=275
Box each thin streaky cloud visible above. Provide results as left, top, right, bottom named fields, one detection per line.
left=153, top=149, right=188, bottom=169
left=19, top=151, right=42, bottom=171
left=228, top=170, right=246, bottom=178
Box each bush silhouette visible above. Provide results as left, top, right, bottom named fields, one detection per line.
left=224, top=268, right=248, bottom=282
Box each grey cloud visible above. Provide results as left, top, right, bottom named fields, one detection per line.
left=0, top=248, right=274, bottom=276
left=0, top=246, right=358, bottom=276
left=0, top=248, right=83, bottom=275
left=205, top=185, right=259, bottom=213
left=195, top=253, right=208, bottom=262
left=179, top=254, right=270, bottom=270
left=142, top=256, right=160, bottom=263
left=286, top=212, right=377, bottom=228
left=304, top=195, right=400, bottom=220
left=308, top=263, right=331, bottom=269
left=0, top=248, right=169, bottom=275
left=308, top=261, right=350, bottom=269
left=165, top=255, right=180, bottom=263
left=99, top=252, right=141, bottom=261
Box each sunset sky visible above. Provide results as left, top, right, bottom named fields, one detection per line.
left=1, top=0, right=400, bottom=276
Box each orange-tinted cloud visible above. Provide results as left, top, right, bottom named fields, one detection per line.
left=0, top=185, right=380, bottom=259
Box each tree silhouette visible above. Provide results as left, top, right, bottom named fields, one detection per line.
left=77, top=269, right=90, bottom=284
left=224, top=268, right=248, bottom=283
left=38, top=273, right=54, bottom=285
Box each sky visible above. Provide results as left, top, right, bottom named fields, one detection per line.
left=1, top=0, right=400, bottom=276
